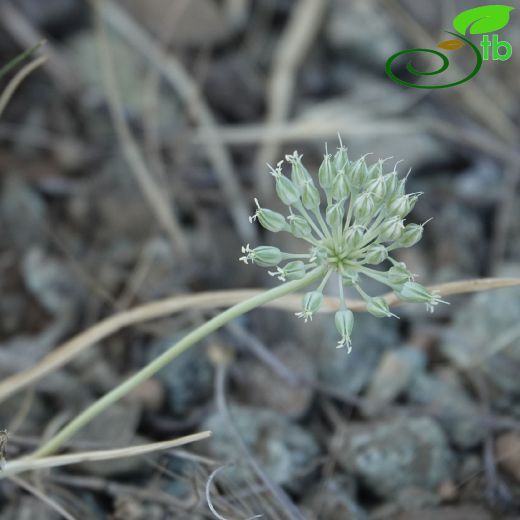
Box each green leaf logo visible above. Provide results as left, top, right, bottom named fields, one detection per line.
left=453, top=5, right=514, bottom=35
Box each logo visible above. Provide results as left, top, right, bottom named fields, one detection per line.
left=386, top=5, right=514, bottom=89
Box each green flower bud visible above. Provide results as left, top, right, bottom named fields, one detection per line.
left=349, top=157, right=369, bottom=187
left=268, top=161, right=300, bottom=205
left=383, top=172, right=399, bottom=200
left=352, top=192, right=375, bottom=224
left=268, top=260, right=306, bottom=282
left=302, top=180, right=320, bottom=210
left=391, top=177, right=407, bottom=200
left=286, top=151, right=311, bottom=190
left=318, top=154, right=334, bottom=189
left=397, top=281, right=430, bottom=302
left=397, top=282, right=447, bottom=312
left=287, top=214, right=312, bottom=239
left=379, top=217, right=404, bottom=242
left=276, top=175, right=300, bottom=206
left=283, top=261, right=307, bottom=280
left=331, top=172, right=350, bottom=200
left=387, top=195, right=409, bottom=219
left=366, top=175, right=386, bottom=200
left=326, top=199, right=345, bottom=228
left=249, top=198, right=286, bottom=232
left=366, top=296, right=393, bottom=318
left=387, top=262, right=412, bottom=286
left=334, top=145, right=349, bottom=172
left=366, top=160, right=383, bottom=180
left=405, top=194, right=419, bottom=214
left=396, top=282, right=448, bottom=312
left=335, top=309, right=354, bottom=351
left=296, top=291, right=323, bottom=322
left=239, top=244, right=283, bottom=267
left=345, top=225, right=365, bottom=249
left=364, top=244, right=388, bottom=264
left=395, top=223, right=423, bottom=248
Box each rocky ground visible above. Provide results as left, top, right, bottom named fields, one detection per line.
left=0, top=1, right=520, bottom=519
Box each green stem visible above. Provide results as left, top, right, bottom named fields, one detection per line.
left=27, top=267, right=326, bottom=459
left=313, top=206, right=332, bottom=239
left=294, top=202, right=326, bottom=240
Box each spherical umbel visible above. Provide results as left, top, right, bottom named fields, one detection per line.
left=240, top=139, right=445, bottom=352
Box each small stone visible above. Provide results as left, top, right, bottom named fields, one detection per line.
left=146, top=337, right=213, bottom=415
left=120, top=0, right=230, bottom=46
left=496, top=432, right=520, bottom=483
left=0, top=177, right=47, bottom=252
left=201, top=405, right=319, bottom=490
left=234, top=342, right=314, bottom=418
left=334, top=416, right=454, bottom=499
left=18, top=0, right=85, bottom=35
left=75, top=403, right=147, bottom=477
left=437, top=480, right=458, bottom=502
left=123, top=379, right=165, bottom=412
left=441, top=271, right=520, bottom=402
left=396, top=486, right=440, bottom=510
left=428, top=203, right=484, bottom=280
left=362, top=346, right=426, bottom=416
left=301, top=474, right=368, bottom=520
left=325, top=1, right=401, bottom=65
left=22, top=247, right=83, bottom=316
left=406, top=370, right=484, bottom=448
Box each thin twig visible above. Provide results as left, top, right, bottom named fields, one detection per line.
left=7, top=474, right=77, bottom=520
left=190, top=117, right=520, bottom=167
left=0, top=39, right=45, bottom=80
left=206, top=465, right=239, bottom=520
left=0, top=276, right=518, bottom=404
left=214, top=361, right=304, bottom=520
left=91, top=0, right=188, bottom=259
left=226, top=321, right=299, bottom=385
left=100, top=0, right=255, bottom=243
left=489, top=163, right=520, bottom=273
left=48, top=473, right=190, bottom=510
left=1, top=432, right=211, bottom=477
left=254, top=0, right=327, bottom=197
left=0, top=2, right=78, bottom=94
left=0, top=55, right=47, bottom=118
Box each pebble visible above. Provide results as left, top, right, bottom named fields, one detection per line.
left=233, top=342, right=315, bottom=418
left=441, top=271, right=520, bottom=401
left=75, top=403, right=147, bottom=477
left=334, top=416, right=454, bottom=499
left=406, top=369, right=484, bottom=448
left=146, top=337, right=213, bottom=416
left=496, top=432, right=520, bottom=483
left=202, top=404, right=320, bottom=490
left=301, top=474, right=367, bottom=520
left=362, top=346, right=426, bottom=416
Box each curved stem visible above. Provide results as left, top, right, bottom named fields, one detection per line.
left=338, top=276, right=346, bottom=311
left=312, top=205, right=332, bottom=240
left=294, top=202, right=326, bottom=240
left=27, top=267, right=326, bottom=460
left=359, top=266, right=395, bottom=288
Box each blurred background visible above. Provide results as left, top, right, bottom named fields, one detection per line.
left=0, top=0, right=519, bottom=518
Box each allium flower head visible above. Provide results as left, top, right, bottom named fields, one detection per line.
left=240, top=139, right=447, bottom=351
